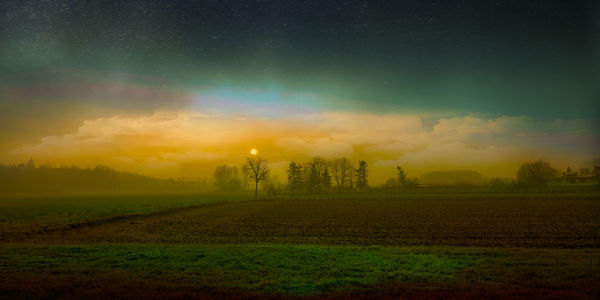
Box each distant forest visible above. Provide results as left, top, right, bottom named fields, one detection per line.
left=0, top=159, right=210, bottom=195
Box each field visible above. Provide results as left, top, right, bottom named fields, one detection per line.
left=1, top=192, right=599, bottom=299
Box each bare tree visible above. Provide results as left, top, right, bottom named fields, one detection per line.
left=305, top=157, right=329, bottom=193
left=243, top=157, right=269, bottom=200
left=396, top=165, right=407, bottom=187
left=308, top=162, right=321, bottom=193
left=331, top=157, right=354, bottom=190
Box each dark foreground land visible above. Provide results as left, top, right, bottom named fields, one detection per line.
left=1, top=193, right=599, bottom=299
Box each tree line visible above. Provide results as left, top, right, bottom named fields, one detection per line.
left=2, top=157, right=596, bottom=196
left=213, top=156, right=419, bottom=200
left=213, top=157, right=599, bottom=199
left=286, top=157, right=370, bottom=198
left=0, top=159, right=210, bottom=194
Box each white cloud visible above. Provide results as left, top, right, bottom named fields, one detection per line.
left=8, top=110, right=598, bottom=180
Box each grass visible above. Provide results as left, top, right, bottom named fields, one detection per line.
left=1, top=192, right=599, bottom=298
left=1, top=244, right=598, bottom=298
left=0, top=244, right=478, bottom=295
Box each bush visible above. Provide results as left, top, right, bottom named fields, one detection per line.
left=517, top=160, right=558, bottom=188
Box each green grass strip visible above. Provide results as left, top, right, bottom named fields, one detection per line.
left=0, top=244, right=479, bottom=294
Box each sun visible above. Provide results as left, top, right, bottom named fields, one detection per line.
left=250, top=148, right=258, bottom=155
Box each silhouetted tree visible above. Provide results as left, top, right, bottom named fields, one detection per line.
left=396, top=165, right=407, bottom=188
left=305, top=157, right=329, bottom=193
left=322, top=168, right=331, bottom=191
left=355, top=160, right=368, bottom=190
left=212, top=165, right=242, bottom=191
left=517, top=160, right=557, bottom=188
left=308, top=163, right=320, bottom=193
left=563, top=166, right=578, bottom=184
left=286, top=161, right=303, bottom=198
left=565, top=166, right=573, bottom=175
left=331, top=157, right=354, bottom=190
left=26, top=158, right=35, bottom=169
left=243, top=157, right=269, bottom=200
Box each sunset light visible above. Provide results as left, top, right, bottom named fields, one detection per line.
left=1, top=0, right=598, bottom=299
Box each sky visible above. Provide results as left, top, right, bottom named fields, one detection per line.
left=1, top=0, right=599, bottom=183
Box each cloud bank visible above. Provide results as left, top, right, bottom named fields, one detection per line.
left=9, top=110, right=598, bottom=183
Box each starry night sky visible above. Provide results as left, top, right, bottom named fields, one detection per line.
left=0, top=0, right=599, bottom=180
left=1, top=0, right=598, bottom=118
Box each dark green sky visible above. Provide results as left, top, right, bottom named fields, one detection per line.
left=1, top=0, right=598, bottom=119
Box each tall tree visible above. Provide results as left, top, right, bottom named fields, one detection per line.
left=322, top=168, right=331, bottom=191
left=305, top=157, right=328, bottom=193
left=243, top=157, right=269, bottom=200
left=355, top=160, right=368, bottom=190
left=26, top=158, right=35, bottom=169
left=396, top=165, right=407, bottom=188
left=286, top=161, right=303, bottom=199
left=331, top=157, right=354, bottom=190
left=308, top=163, right=321, bottom=193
